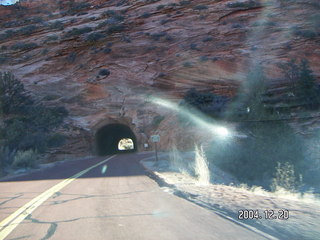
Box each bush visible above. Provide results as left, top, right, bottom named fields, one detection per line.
left=150, top=32, right=166, bottom=41
left=180, top=88, right=230, bottom=119
left=0, top=72, right=31, bottom=114
left=12, top=149, right=37, bottom=169
left=157, top=5, right=165, bottom=10
left=0, top=72, right=68, bottom=172
left=86, top=32, right=105, bottom=43
left=44, top=35, right=59, bottom=43
left=107, top=24, right=125, bottom=34
left=66, top=2, right=91, bottom=15
left=208, top=121, right=304, bottom=188
left=11, top=42, right=38, bottom=51
left=279, top=59, right=320, bottom=110
left=227, top=0, right=259, bottom=8
left=16, top=25, right=38, bottom=35
left=47, top=134, right=66, bottom=148
left=99, top=69, right=111, bottom=76
left=202, top=36, right=213, bottom=42
left=64, top=27, right=93, bottom=38
left=141, top=12, right=151, bottom=18
left=103, top=48, right=112, bottom=54
left=48, top=21, right=64, bottom=30
left=152, top=115, right=165, bottom=128
left=0, top=146, right=16, bottom=170
left=270, top=162, right=302, bottom=192
left=0, top=30, right=15, bottom=41
left=193, top=5, right=208, bottom=10
left=180, top=0, right=191, bottom=5
left=0, top=56, right=7, bottom=65
left=293, top=29, right=317, bottom=39
left=18, top=132, right=48, bottom=153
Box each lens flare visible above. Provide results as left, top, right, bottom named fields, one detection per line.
left=150, top=97, right=232, bottom=138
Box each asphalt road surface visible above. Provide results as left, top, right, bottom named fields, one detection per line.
left=0, top=153, right=269, bottom=240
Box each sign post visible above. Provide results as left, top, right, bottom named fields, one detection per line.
left=150, top=135, right=160, bottom=162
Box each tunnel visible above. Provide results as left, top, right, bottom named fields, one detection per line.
left=95, top=123, right=137, bottom=155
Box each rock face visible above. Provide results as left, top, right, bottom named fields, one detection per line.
left=0, top=0, right=319, bottom=158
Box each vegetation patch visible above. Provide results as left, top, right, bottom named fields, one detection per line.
left=11, top=42, right=38, bottom=51
left=63, top=27, right=93, bottom=38
left=98, top=69, right=111, bottom=76
left=0, top=72, right=68, bottom=173
left=86, top=32, right=105, bottom=43
left=226, top=0, right=260, bottom=8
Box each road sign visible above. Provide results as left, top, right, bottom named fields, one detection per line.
left=150, top=135, right=160, bottom=143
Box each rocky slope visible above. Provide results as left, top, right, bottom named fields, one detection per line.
left=0, top=0, right=319, bottom=158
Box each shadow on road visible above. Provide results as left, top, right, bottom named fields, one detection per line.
left=1, top=153, right=152, bottom=182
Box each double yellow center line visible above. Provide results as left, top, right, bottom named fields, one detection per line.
left=0, top=155, right=115, bottom=240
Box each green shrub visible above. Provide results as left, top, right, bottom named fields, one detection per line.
left=16, top=25, right=38, bottom=35
left=0, top=72, right=31, bottom=114
left=44, top=35, right=59, bottom=43
left=107, top=24, right=125, bottom=34
left=0, top=56, right=7, bottom=65
left=141, top=12, right=151, bottom=18
left=270, top=162, right=302, bottom=192
left=0, top=72, right=68, bottom=168
left=48, top=21, right=64, bottom=30
left=99, top=69, right=110, bottom=76
left=202, top=36, right=213, bottom=42
left=180, top=0, right=190, bottom=5
left=12, top=149, right=37, bottom=169
left=227, top=0, right=259, bottom=8
left=11, top=42, right=38, bottom=51
left=47, top=134, right=66, bottom=148
left=86, top=32, right=105, bottom=43
left=152, top=115, right=165, bottom=128
left=64, top=27, right=93, bottom=38
left=150, top=32, right=166, bottom=41
left=0, top=30, right=15, bottom=41
left=294, top=29, right=317, bottom=39
left=183, top=62, right=192, bottom=68
left=66, top=52, right=77, bottom=63
left=66, top=2, right=91, bottom=15
left=279, top=59, right=320, bottom=110
left=180, top=88, right=230, bottom=120
left=101, top=10, right=117, bottom=17
left=157, top=5, right=165, bottom=10
left=0, top=146, right=16, bottom=169
left=193, top=5, right=208, bottom=10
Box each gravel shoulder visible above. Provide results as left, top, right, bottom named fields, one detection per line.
left=141, top=153, right=320, bottom=240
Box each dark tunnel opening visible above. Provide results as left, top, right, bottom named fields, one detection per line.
left=95, top=124, right=137, bottom=155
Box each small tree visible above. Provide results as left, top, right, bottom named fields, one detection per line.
left=271, top=162, right=302, bottom=192
left=0, top=72, right=31, bottom=115
left=279, top=59, right=320, bottom=110
left=226, top=64, right=268, bottom=121
left=297, top=59, right=320, bottom=110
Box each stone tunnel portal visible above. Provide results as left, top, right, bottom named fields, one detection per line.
left=95, top=124, right=137, bottom=155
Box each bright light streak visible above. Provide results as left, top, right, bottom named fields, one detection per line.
left=213, top=126, right=230, bottom=137
left=0, top=0, right=19, bottom=5
left=150, top=97, right=231, bottom=138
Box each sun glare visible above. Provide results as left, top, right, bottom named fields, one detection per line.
left=150, top=97, right=232, bottom=138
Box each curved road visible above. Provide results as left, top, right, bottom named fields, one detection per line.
left=0, top=153, right=268, bottom=240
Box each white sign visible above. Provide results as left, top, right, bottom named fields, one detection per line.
left=150, top=135, right=160, bottom=143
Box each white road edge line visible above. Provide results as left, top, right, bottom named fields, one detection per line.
left=140, top=156, right=278, bottom=240
left=0, top=155, right=115, bottom=240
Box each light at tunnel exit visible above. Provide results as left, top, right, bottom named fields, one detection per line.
left=95, top=123, right=137, bottom=155
left=118, top=138, right=134, bottom=151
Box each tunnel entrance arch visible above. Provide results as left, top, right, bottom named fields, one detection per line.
left=95, top=123, right=137, bottom=155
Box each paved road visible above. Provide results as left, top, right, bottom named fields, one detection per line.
left=0, top=153, right=268, bottom=240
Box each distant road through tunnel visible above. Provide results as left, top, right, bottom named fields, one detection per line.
left=95, top=123, right=137, bottom=155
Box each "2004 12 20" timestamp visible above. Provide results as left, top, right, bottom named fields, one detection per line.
left=238, top=209, right=289, bottom=220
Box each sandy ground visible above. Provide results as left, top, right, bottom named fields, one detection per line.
left=141, top=153, right=320, bottom=240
